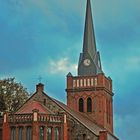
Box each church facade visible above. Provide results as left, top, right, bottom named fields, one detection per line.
left=1, top=0, right=119, bottom=140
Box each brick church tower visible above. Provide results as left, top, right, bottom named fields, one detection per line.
left=66, top=0, right=113, bottom=133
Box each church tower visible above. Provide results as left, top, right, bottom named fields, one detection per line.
left=66, top=0, right=113, bottom=133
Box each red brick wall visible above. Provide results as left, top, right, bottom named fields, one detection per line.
left=99, top=131, right=107, bottom=140
left=66, top=73, right=113, bottom=133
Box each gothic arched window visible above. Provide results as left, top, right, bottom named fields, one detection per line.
left=87, top=97, right=92, bottom=112
left=79, top=98, right=84, bottom=112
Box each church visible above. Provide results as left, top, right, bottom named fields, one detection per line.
left=1, top=0, right=119, bottom=140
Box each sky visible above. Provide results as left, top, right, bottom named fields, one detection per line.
left=0, top=0, right=140, bottom=139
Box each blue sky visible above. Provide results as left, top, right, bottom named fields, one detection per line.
left=0, top=0, right=140, bottom=139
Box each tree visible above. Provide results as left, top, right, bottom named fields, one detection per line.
left=0, top=78, right=29, bottom=113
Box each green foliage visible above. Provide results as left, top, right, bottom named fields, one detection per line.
left=0, top=78, right=29, bottom=113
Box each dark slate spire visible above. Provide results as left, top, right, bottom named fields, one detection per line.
left=83, top=0, right=96, bottom=59
left=78, top=0, right=103, bottom=76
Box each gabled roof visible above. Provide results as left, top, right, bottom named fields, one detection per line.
left=16, top=90, right=104, bottom=136
left=16, top=96, right=53, bottom=114
left=51, top=97, right=104, bottom=136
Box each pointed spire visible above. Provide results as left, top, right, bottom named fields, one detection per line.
left=78, top=0, right=103, bottom=76
left=83, top=0, right=96, bottom=59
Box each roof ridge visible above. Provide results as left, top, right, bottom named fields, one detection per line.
left=15, top=91, right=104, bottom=135
left=51, top=97, right=104, bottom=136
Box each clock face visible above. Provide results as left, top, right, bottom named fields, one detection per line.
left=83, top=59, right=91, bottom=66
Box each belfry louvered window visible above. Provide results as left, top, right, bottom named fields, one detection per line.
left=79, top=98, right=84, bottom=112
left=87, top=97, right=92, bottom=112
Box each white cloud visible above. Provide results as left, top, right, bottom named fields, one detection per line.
left=48, top=57, right=77, bottom=74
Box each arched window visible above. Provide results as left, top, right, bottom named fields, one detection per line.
left=26, top=126, right=32, bottom=140
left=40, top=126, right=44, bottom=140
left=79, top=98, right=84, bottom=112
left=47, top=127, right=52, bottom=140
left=18, top=127, right=24, bottom=140
left=11, top=127, right=16, bottom=140
left=54, top=127, right=60, bottom=140
left=87, top=97, right=92, bottom=112
left=83, top=134, right=86, bottom=140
